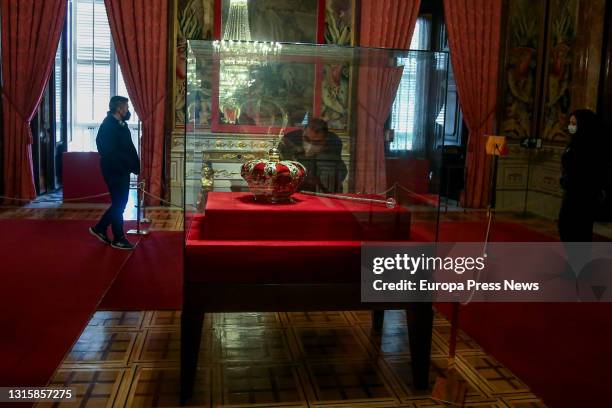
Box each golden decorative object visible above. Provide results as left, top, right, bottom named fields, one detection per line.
left=200, top=159, right=215, bottom=191
left=213, top=169, right=242, bottom=178
left=197, top=158, right=215, bottom=212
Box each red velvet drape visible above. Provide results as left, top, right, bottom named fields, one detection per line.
left=105, top=0, right=168, bottom=203
left=1, top=0, right=66, bottom=203
left=355, top=0, right=421, bottom=194
left=443, top=0, right=502, bottom=208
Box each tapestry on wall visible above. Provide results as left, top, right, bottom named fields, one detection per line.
left=541, top=0, right=579, bottom=143
left=499, top=0, right=546, bottom=141
left=321, top=0, right=354, bottom=131
left=175, top=0, right=214, bottom=129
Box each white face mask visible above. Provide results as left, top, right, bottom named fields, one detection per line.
left=303, top=139, right=312, bottom=153
left=568, top=124, right=577, bottom=134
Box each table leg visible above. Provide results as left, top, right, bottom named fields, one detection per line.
left=371, top=310, right=384, bottom=333
left=406, top=303, right=433, bottom=390
left=180, top=311, right=205, bottom=405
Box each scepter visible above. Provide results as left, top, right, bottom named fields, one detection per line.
left=300, top=190, right=397, bottom=209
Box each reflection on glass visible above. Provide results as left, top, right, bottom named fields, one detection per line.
left=212, top=40, right=311, bottom=127
left=185, top=41, right=449, bottom=245
left=218, top=54, right=315, bottom=127
left=218, top=0, right=315, bottom=128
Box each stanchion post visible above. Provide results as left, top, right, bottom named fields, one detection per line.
left=140, top=180, right=151, bottom=224
left=432, top=136, right=507, bottom=406
left=392, top=181, right=399, bottom=206
left=128, top=119, right=148, bottom=235
left=127, top=180, right=149, bottom=235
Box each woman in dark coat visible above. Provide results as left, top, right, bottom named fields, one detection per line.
left=558, top=109, right=606, bottom=241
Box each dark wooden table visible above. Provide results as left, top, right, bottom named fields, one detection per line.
left=180, top=192, right=433, bottom=404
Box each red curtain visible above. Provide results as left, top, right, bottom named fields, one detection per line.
left=355, top=0, right=420, bottom=194
left=105, top=0, right=168, bottom=203
left=1, top=0, right=66, bottom=203
left=443, top=0, right=502, bottom=208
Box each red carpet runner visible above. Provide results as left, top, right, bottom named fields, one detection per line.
left=98, top=231, right=182, bottom=310
left=0, top=219, right=133, bottom=388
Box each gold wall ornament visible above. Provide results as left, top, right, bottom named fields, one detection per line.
left=213, top=139, right=251, bottom=149
left=203, top=151, right=266, bottom=162
left=213, top=169, right=242, bottom=178
left=220, top=152, right=259, bottom=161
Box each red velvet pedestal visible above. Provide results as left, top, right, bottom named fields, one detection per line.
left=186, top=192, right=410, bottom=284
left=200, top=192, right=410, bottom=241
left=181, top=192, right=433, bottom=404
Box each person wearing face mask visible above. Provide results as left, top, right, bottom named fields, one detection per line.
left=89, top=96, right=140, bottom=250
left=279, top=117, right=347, bottom=193
left=558, top=109, right=607, bottom=241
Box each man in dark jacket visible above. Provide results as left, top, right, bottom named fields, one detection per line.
left=89, top=96, right=140, bottom=250
left=279, top=117, right=347, bottom=193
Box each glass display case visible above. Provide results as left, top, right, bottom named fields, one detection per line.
left=178, top=40, right=450, bottom=402
left=182, top=40, right=450, bottom=242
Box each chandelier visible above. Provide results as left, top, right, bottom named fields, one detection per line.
left=215, top=0, right=282, bottom=123
left=223, top=0, right=251, bottom=41
left=213, top=40, right=282, bottom=57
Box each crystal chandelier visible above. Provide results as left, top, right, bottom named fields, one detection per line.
left=223, top=0, right=251, bottom=41
left=215, top=0, right=282, bottom=123
left=213, top=40, right=282, bottom=57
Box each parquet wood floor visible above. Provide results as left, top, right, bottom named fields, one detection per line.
left=37, top=310, right=546, bottom=407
